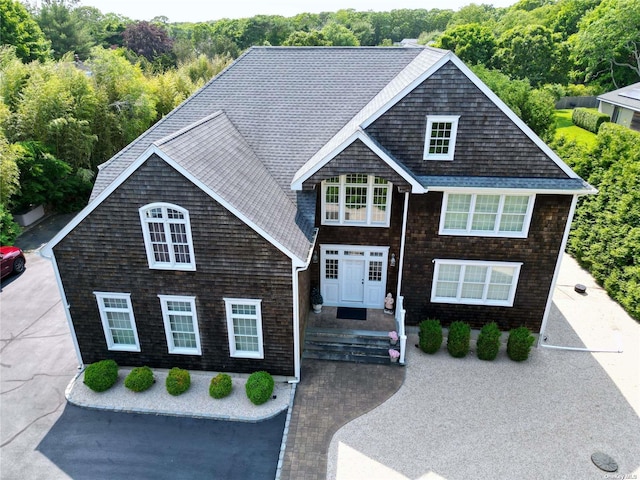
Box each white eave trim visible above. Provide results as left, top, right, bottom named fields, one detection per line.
left=42, top=145, right=307, bottom=268
left=291, top=129, right=425, bottom=193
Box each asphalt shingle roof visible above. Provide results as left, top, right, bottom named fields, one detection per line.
left=418, top=176, right=595, bottom=192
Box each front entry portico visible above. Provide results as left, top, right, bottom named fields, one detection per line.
left=320, top=245, right=389, bottom=309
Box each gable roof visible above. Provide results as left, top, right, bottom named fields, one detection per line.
left=292, top=49, right=580, bottom=188
left=598, top=82, right=640, bottom=112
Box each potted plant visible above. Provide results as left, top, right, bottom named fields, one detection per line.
left=388, top=348, right=400, bottom=363
left=311, top=287, right=323, bottom=314
left=388, top=330, right=398, bottom=345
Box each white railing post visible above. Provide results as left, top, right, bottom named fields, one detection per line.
left=396, top=295, right=407, bottom=365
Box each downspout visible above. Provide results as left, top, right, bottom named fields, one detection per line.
left=538, top=194, right=577, bottom=347
left=537, top=195, right=621, bottom=353
left=396, top=191, right=410, bottom=364
left=39, top=249, right=84, bottom=368
left=290, top=228, right=319, bottom=384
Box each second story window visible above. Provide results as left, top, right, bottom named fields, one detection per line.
left=423, top=115, right=460, bottom=161
left=139, top=203, right=196, bottom=270
left=322, top=174, right=392, bottom=227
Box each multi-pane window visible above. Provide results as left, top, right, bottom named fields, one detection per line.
left=225, top=299, right=264, bottom=359
left=369, top=260, right=383, bottom=282
left=431, top=260, right=521, bottom=306
left=158, top=295, right=201, bottom=355
left=423, top=116, right=459, bottom=160
left=95, top=292, right=140, bottom=352
left=322, top=175, right=391, bottom=226
left=140, top=203, right=195, bottom=270
left=325, top=259, right=339, bottom=279
left=441, top=193, right=534, bottom=237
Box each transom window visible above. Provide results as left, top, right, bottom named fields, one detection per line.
left=423, top=115, right=460, bottom=160
left=158, top=295, right=201, bottom=355
left=139, top=203, right=195, bottom=270
left=224, top=298, right=264, bottom=359
left=322, top=174, right=392, bottom=226
left=431, top=260, right=521, bottom=306
left=95, top=292, right=140, bottom=352
left=440, top=193, right=534, bottom=237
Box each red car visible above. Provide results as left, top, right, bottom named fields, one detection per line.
left=1, top=246, right=26, bottom=280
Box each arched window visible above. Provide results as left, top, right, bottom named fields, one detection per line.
left=139, top=203, right=196, bottom=270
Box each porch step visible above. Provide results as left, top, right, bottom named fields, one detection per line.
left=303, top=327, right=399, bottom=365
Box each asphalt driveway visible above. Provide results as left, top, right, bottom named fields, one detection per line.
left=1, top=218, right=285, bottom=480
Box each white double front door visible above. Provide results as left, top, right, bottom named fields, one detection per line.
left=320, top=245, right=389, bottom=309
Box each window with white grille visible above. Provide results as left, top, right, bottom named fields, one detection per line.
left=158, top=295, right=201, bottom=355
left=225, top=299, right=264, bottom=359
left=95, top=292, right=140, bottom=352
left=322, top=175, right=392, bottom=226
left=140, top=203, right=195, bottom=270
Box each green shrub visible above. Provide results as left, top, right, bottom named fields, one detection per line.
left=209, top=373, right=233, bottom=399
left=572, top=108, right=609, bottom=133
left=476, top=322, right=501, bottom=361
left=418, top=319, right=443, bottom=354
left=83, top=359, right=118, bottom=392
left=447, top=321, right=471, bottom=358
left=0, top=204, right=21, bottom=245
left=507, top=327, right=535, bottom=362
left=245, top=371, right=274, bottom=406
left=166, top=367, right=191, bottom=396
left=124, top=366, right=155, bottom=392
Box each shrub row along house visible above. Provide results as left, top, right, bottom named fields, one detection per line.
left=43, top=46, right=595, bottom=380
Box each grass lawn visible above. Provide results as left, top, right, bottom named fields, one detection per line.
left=554, top=109, right=598, bottom=149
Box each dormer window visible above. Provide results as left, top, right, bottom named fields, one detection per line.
left=321, top=174, right=392, bottom=227
left=423, top=115, right=460, bottom=161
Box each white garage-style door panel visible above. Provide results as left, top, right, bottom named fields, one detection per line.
left=320, top=245, right=389, bottom=309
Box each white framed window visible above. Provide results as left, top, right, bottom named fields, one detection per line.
left=440, top=193, right=535, bottom=238
left=423, top=115, right=460, bottom=160
left=321, top=174, right=392, bottom=227
left=139, top=203, right=196, bottom=271
left=94, top=292, right=140, bottom=352
left=431, top=260, right=522, bottom=307
left=158, top=295, right=201, bottom=355
left=224, top=298, right=264, bottom=359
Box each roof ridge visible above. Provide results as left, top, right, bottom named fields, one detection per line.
left=154, top=111, right=225, bottom=147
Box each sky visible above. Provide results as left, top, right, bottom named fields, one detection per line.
left=76, top=0, right=519, bottom=23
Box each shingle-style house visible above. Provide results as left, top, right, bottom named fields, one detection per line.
left=598, top=82, right=640, bottom=132
left=44, top=47, right=594, bottom=380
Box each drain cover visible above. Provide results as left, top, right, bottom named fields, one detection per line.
left=591, top=452, right=618, bottom=472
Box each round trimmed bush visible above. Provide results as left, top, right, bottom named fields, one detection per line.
left=507, top=327, right=535, bottom=362
left=166, top=367, right=191, bottom=396
left=447, top=321, right=471, bottom=358
left=209, top=373, right=233, bottom=399
left=124, top=366, right=155, bottom=392
left=83, top=359, right=118, bottom=392
left=477, top=322, right=501, bottom=361
left=245, top=371, right=274, bottom=406
left=418, top=319, right=443, bottom=354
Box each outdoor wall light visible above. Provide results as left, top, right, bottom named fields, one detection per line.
left=312, top=251, right=319, bottom=263
left=390, top=253, right=396, bottom=267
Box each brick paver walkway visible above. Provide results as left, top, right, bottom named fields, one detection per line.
left=280, top=359, right=405, bottom=480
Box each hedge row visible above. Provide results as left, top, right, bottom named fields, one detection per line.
left=82, top=362, right=275, bottom=403
left=571, top=107, right=609, bottom=133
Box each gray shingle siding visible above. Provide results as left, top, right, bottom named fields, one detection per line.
left=365, top=61, right=570, bottom=178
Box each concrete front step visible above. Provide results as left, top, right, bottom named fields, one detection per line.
left=303, top=327, right=399, bottom=365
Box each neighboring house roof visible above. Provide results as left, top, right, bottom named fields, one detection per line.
left=598, top=82, right=640, bottom=112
